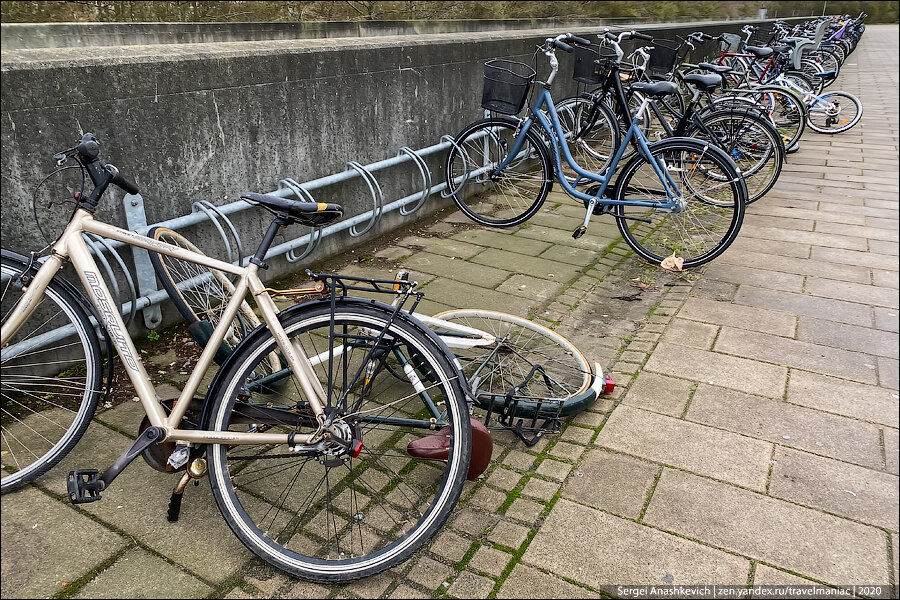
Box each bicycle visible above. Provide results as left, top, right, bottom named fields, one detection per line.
left=673, top=35, right=810, bottom=153
left=446, top=34, right=748, bottom=269
left=2, top=133, right=478, bottom=582
left=145, top=228, right=609, bottom=447
left=713, top=28, right=863, bottom=135
left=554, top=31, right=785, bottom=204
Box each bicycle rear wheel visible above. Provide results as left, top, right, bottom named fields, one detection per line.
left=688, top=109, right=784, bottom=204
left=430, top=309, right=594, bottom=416
left=446, top=116, right=553, bottom=228
left=554, top=95, right=620, bottom=183
left=1, top=254, right=103, bottom=493
left=806, top=91, right=862, bottom=134
left=613, top=138, right=746, bottom=268
left=206, top=300, right=471, bottom=582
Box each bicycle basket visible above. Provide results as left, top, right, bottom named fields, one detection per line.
left=648, top=38, right=681, bottom=77
left=573, top=44, right=619, bottom=85
left=481, top=59, right=536, bottom=115
left=720, top=33, right=743, bottom=53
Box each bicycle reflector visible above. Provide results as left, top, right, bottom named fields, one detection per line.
left=350, top=440, right=363, bottom=458
left=603, top=374, right=616, bottom=394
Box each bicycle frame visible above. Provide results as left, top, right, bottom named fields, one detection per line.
left=498, top=86, right=681, bottom=209
left=2, top=209, right=329, bottom=448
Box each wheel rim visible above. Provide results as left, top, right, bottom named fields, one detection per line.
left=447, top=121, right=549, bottom=226
left=431, top=309, right=592, bottom=402
left=693, top=113, right=781, bottom=202
left=152, top=229, right=281, bottom=375
left=1, top=265, right=100, bottom=487
left=615, top=143, right=744, bottom=267
left=209, top=308, right=467, bottom=578
left=808, top=93, right=860, bottom=132
left=555, top=98, right=617, bottom=180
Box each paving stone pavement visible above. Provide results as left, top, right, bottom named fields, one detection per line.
left=1, top=24, right=897, bottom=600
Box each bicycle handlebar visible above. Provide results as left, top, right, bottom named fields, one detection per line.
left=105, top=164, right=140, bottom=195
left=545, top=33, right=587, bottom=53
left=552, top=39, right=574, bottom=53
left=569, top=35, right=591, bottom=46
left=600, top=30, right=652, bottom=42
left=53, top=133, right=141, bottom=209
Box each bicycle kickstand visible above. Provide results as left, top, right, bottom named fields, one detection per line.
left=573, top=198, right=598, bottom=239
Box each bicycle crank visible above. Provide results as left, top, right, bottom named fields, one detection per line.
left=67, top=426, right=166, bottom=504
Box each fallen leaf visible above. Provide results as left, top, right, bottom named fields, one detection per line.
left=660, top=254, right=684, bottom=271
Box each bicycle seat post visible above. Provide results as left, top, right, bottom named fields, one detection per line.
left=252, top=216, right=291, bottom=270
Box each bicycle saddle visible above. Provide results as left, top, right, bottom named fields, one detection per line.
left=683, top=73, right=722, bottom=92
left=698, top=62, right=733, bottom=74
left=771, top=45, right=792, bottom=54
left=745, top=46, right=774, bottom=58
left=241, top=192, right=343, bottom=228
left=629, top=80, right=679, bottom=97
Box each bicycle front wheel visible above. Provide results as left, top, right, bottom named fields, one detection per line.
left=206, top=300, right=471, bottom=582
left=446, top=117, right=553, bottom=228
left=430, top=309, right=594, bottom=415
left=554, top=95, right=620, bottom=182
left=613, top=138, right=746, bottom=268
left=806, top=91, right=863, bottom=134
left=1, top=254, right=103, bottom=493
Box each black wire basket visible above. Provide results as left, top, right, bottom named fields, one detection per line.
left=481, top=59, right=536, bottom=115
left=720, top=33, right=743, bottom=53
left=573, top=44, right=619, bottom=85
left=648, top=38, right=681, bottom=78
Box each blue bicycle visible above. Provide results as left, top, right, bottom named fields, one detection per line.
left=445, top=34, right=748, bottom=268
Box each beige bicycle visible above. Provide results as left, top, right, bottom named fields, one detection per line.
left=1, top=133, right=473, bottom=582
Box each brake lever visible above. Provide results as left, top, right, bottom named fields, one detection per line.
left=53, top=145, right=80, bottom=167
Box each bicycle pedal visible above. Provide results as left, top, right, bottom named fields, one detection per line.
left=67, top=469, right=105, bottom=504
left=572, top=226, right=587, bottom=240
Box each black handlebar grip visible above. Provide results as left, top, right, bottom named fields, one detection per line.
left=553, top=39, right=574, bottom=53
left=105, top=164, right=140, bottom=195
left=604, top=32, right=618, bottom=41
left=634, top=32, right=654, bottom=41
left=569, top=35, right=591, bottom=46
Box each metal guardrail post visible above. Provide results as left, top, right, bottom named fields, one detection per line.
left=122, top=193, right=163, bottom=329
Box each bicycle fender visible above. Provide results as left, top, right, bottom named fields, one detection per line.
left=197, top=296, right=471, bottom=434
left=1, top=247, right=115, bottom=400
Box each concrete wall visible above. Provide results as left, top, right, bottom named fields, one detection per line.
left=3, top=18, right=752, bottom=50
left=0, top=19, right=779, bottom=328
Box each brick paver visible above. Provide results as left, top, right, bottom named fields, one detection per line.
left=1, top=23, right=897, bottom=600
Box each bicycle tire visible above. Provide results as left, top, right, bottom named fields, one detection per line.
left=429, top=309, right=595, bottom=417
left=553, top=95, right=621, bottom=183
left=1, top=254, right=103, bottom=493
left=206, top=299, right=471, bottom=582
left=687, top=108, right=784, bottom=204
left=726, top=86, right=808, bottom=152
left=148, top=227, right=281, bottom=373
left=784, top=70, right=822, bottom=96
left=815, top=49, right=842, bottom=86
left=445, top=116, right=553, bottom=228
left=613, top=137, right=747, bottom=268
left=805, top=90, right=863, bottom=134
